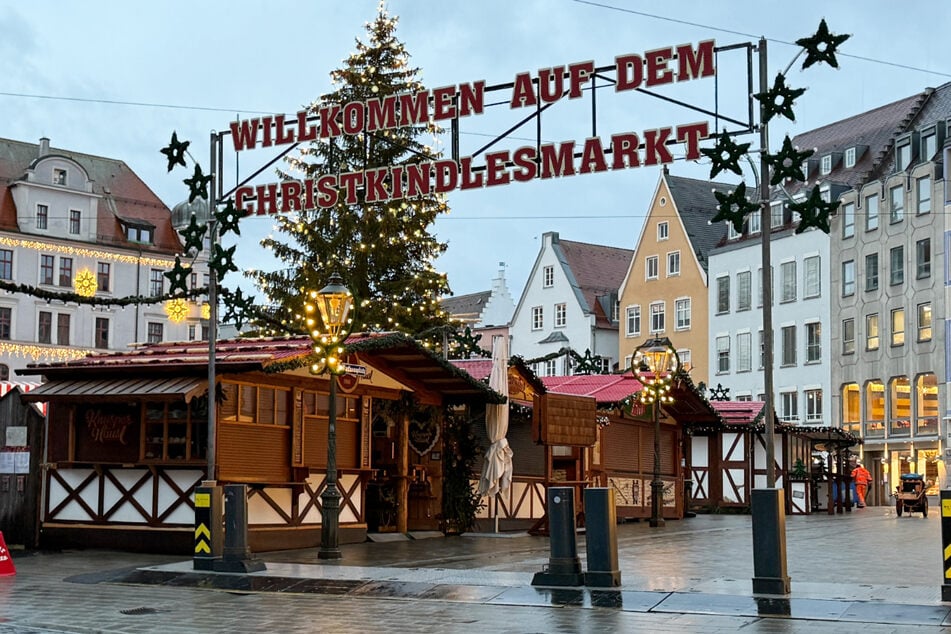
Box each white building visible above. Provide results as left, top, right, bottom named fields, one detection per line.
left=0, top=137, right=210, bottom=379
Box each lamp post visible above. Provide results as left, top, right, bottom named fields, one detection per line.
left=631, top=337, right=679, bottom=528
left=305, top=272, right=354, bottom=560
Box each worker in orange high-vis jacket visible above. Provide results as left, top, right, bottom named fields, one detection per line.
left=851, top=461, right=872, bottom=508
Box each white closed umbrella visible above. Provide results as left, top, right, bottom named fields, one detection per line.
left=478, top=336, right=513, bottom=531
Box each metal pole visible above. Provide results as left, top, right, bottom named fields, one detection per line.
left=758, top=37, right=776, bottom=487
left=206, top=131, right=218, bottom=482
left=650, top=401, right=665, bottom=527
left=319, top=374, right=342, bottom=559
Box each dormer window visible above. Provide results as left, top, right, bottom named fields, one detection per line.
left=895, top=133, right=918, bottom=171
left=53, top=168, right=66, bottom=186
left=820, top=155, right=833, bottom=175
left=844, top=147, right=856, bottom=168
left=126, top=225, right=153, bottom=244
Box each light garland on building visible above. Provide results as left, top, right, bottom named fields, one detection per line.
left=0, top=236, right=176, bottom=268
left=73, top=269, right=98, bottom=297
left=0, top=341, right=91, bottom=362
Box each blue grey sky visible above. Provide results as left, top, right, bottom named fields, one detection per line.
left=1, top=1, right=947, bottom=302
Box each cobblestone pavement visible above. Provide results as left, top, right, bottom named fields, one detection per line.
left=1, top=504, right=949, bottom=633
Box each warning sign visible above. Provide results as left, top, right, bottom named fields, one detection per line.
left=0, top=531, right=16, bottom=576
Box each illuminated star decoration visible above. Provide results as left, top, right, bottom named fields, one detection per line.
left=178, top=214, right=208, bottom=255
left=451, top=326, right=483, bottom=359
left=184, top=164, right=212, bottom=203
left=791, top=186, right=839, bottom=235
left=160, top=132, right=190, bottom=172
left=210, top=243, right=239, bottom=280
left=795, top=19, right=850, bottom=70
left=754, top=73, right=806, bottom=124
left=164, top=257, right=192, bottom=295
left=766, top=136, right=815, bottom=185
left=709, top=383, right=731, bottom=401
left=712, top=182, right=759, bottom=234
left=215, top=199, right=245, bottom=238
left=700, top=130, right=751, bottom=178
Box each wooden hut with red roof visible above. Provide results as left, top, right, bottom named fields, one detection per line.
left=19, top=333, right=505, bottom=553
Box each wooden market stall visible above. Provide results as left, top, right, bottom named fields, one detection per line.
left=19, top=333, right=504, bottom=553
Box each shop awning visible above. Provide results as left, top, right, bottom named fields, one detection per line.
left=20, top=376, right=208, bottom=403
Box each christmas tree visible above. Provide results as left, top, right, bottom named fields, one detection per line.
left=250, top=2, right=453, bottom=345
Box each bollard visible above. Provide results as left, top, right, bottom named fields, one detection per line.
left=193, top=482, right=223, bottom=571
left=941, top=490, right=951, bottom=601
left=751, top=488, right=790, bottom=595
left=583, top=487, right=621, bottom=587
left=532, top=487, right=584, bottom=587
left=213, top=484, right=266, bottom=573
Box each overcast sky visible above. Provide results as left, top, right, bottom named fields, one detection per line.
left=2, top=0, right=948, bottom=303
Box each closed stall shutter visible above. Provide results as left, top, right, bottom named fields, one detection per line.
left=603, top=421, right=639, bottom=473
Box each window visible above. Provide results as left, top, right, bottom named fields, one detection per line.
left=916, top=238, right=931, bottom=279
left=889, top=185, right=904, bottom=223
left=97, top=262, right=110, bottom=293
left=221, top=383, right=292, bottom=427
left=657, top=221, right=668, bottom=240
left=716, top=336, right=730, bottom=373
left=188, top=324, right=197, bottom=341
left=69, top=209, right=81, bottom=234
left=866, top=380, right=885, bottom=436
left=147, top=322, right=164, bottom=344
left=891, top=307, right=905, bottom=346
left=531, top=306, right=543, bottom=330
left=889, top=376, right=911, bottom=436
left=918, top=302, right=932, bottom=342
left=95, top=317, right=109, bottom=349
left=678, top=349, right=692, bottom=372
left=716, top=276, right=730, bottom=313
left=737, top=271, right=752, bottom=311
left=780, top=261, right=796, bottom=302
left=667, top=251, right=680, bottom=277
left=56, top=313, right=70, bottom=345
left=842, top=318, right=855, bottom=354
left=626, top=306, right=641, bottom=337
left=841, top=260, right=855, bottom=296
left=646, top=255, right=659, bottom=280
left=40, top=255, right=54, bottom=285
left=0, top=250, right=11, bottom=281
left=545, top=359, right=557, bottom=376
left=58, top=257, right=72, bottom=287
left=864, top=253, right=879, bottom=292
left=612, top=300, right=620, bottom=323
left=803, top=256, right=819, bottom=298
left=897, top=142, right=912, bottom=170
left=820, top=155, right=832, bottom=175
left=554, top=303, right=566, bottom=328
left=0, top=365, right=7, bottom=381
left=543, top=265, right=554, bottom=288
left=917, top=176, right=932, bottom=214
left=844, top=147, right=856, bottom=168
left=890, top=246, right=904, bottom=285
left=126, top=225, right=154, bottom=244
left=841, top=202, right=855, bottom=238
left=728, top=222, right=741, bottom=240
left=38, top=311, right=52, bottom=344
left=0, top=308, right=9, bottom=340
left=758, top=330, right=765, bottom=369
left=806, top=389, right=823, bottom=423
left=649, top=302, right=665, bottom=333
left=842, top=383, right=861, bottom=435
left=748, top=212, right=761, bottom=234
left=922, top=132, right=937, bottom=161
left=36, top=204, right=48, bottom=230
left=916, top=373, right=939, bottom=436
left=805, top=322, right=821, bottom=363
left=866, top=314, right=879, bottom=350
left=675, top=298, right=691, bottom=330
left=781, top=391, right=799, bottom=423
left=781, top=325, right=796, bottom=366
left=150, top=269, right=164, bottom=297
left=865, top=194, right=879, bottom=231
left=770, top=201, right=784, bottom=229
left=53, top=168, right=66, bottom=185
left=737, top=332, right=751, bottom=372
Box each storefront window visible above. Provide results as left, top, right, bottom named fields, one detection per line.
left=916, top=373, right=938, bottom=435
left=143, top=397, right=207, bottom=462
left=864, top=380, right=885, bottom=437
left=889, top=376, right=911, bottom=436
left=842, top=383, right=860, bottom=436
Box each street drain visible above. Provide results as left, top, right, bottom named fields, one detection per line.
left=120, top=607, right=158, bottom=615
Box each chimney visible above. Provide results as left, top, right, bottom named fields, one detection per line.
left=38, top=137, right=50, bottom=157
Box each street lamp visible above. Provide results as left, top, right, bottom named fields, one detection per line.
left=305, top=272, right=354, bottom=560
left=632, top=337, right=679, bottom=528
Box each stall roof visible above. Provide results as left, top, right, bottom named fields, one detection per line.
left=450, top=356, right=547, bottom=395
left=542, top=372, right=642, bottom=405
left=707, top=400, right=861, bottom=447
left=22, top=376, right=207, bottom=403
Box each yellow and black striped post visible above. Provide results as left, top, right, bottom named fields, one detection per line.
left=941, top=490, right=951, bottom=601
left=194, top=484, right=222, bottom=571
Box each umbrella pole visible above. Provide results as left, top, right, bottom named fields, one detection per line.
left=494, top=492, right=500, bottom=533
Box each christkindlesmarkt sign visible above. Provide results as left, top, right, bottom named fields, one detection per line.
left=230, top=40, right=715, bottom=215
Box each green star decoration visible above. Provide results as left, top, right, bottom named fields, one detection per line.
left=791, top=186, right=839, bottom=235
left=795, top=19, right=850, bottom=70
left=164, top=257, right=192, bottom=295
left=712, top=182, right=759, bottom=234
left=766, top=136, right=815, bottom=185
left=178, top=214, right=208, bottom=255
left=221, top=288, right=253, bottom=329
left=700, top=130, right=751, bottom=179
left=452, top=326, right=483, bottom=359
left=160, top=132, right=190, bottom=172
left=215, top=199, right=245, bottom=238
left=210, top=243, right=239, bottom=280
left=184, top=164, right=212, bottom=203
left=754, top=73, right=806, bottom=124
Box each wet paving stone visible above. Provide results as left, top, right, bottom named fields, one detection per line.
left=838, top=601, right=951, bottom=626
left=279, top=578, right=367, bottom=595
left=489, top=586, right=587, bottom=607
left=417, top=584, right=508, bottom=603
left=349, top=580, right=437, bottom=598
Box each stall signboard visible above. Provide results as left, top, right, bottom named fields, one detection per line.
left=74, top=403, right=140, bottom=463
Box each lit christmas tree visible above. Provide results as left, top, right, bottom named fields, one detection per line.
left=250, top=2, right=453, bottom=345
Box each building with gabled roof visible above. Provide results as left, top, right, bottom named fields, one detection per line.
left=618, top=169, right=735, bottom=385
left=510, top=232, right=632, bottom=376
left=441, top=263, right=516, bottom=356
